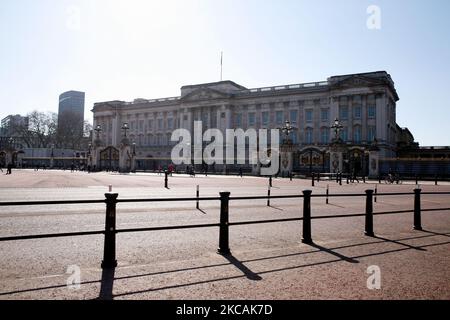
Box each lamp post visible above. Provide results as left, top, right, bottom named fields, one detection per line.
left=121, top=122, right=129, bottom=138
left=94, top=124, right=102, bottom=139
left=331, top=118, right=343, bottom=142
left=279, top=120, right=296, bottom=144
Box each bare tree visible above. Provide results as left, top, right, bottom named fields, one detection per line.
left=14, top=111, right=57, bottom=148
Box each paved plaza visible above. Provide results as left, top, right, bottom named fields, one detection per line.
left=0, top=169, right=449, bottom=300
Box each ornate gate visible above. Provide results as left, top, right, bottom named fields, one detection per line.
left=100, top=146, right=119, bottom=170
left=293, top=148, right=329, bottom=174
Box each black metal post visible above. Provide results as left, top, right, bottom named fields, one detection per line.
left=301, top=190, right=313, bottom=244
left=269, top=176, right=272, bottom=187
left=164, top=170, right=168, bottom=188
left=267, top=186, right=271, bottom=207
left=363, top=175, right=366, bottom=183
left=339, top=173, right=342, bottom=186
left=326, top=184, right=329, bottom=204
left=365, top=190, right=375, bottom=237
left=435, top=174, right=438, bottom=186
left=346, top=174, right=349, bottom=184
left=414, top=188, right=422, bottom=230
left=102, top=193, right=118, bottom=269
left=312, top=173, right=315, bottom=187
left=218, top=191, right=231, bottom=255
left=196, top=185, right=200, bottom=209
left=317, top=172, right=320, bottom=182
left=336, top=172, right=339, bottom=183
left=290, top=172, right=293, bottom=181
left=374, top=185, right=377, bottom=203
left=378, top=175, right=381, bottom=184
left=415, top=174, right=418, bottom=185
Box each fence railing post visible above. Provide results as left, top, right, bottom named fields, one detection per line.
left=339, top=173, right=342, bottom=186
left=269, top=176, right=273, bottom=188
left=365, top=190, right=375, bottom=237
left=374, top=185, right=377, bottom=203
left=317, top=172, right=320, bottom=182
left=326, top=184, right=329, bottom=204
left=415, top=174, right=418, bottom=185
left=196, top=185, right=200, bottom=209
left=102, top=193, right=118, bottom=269
left=267, top=186, right=271, bottom=207
left=164, top=170, right=169, bottom=188
left=414, top=188, right=422, bottom=230
left=435, top=174, right=438, bottom=186
left=311, top=173, right=315, bottom=187
left=218, top=191, right=231, bottom=255
left=301, top=190, right=313, bottom=244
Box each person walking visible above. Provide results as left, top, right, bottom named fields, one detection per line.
left=6, top=163, right=12, bottom=175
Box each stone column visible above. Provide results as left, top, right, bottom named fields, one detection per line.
left=368, top=149, right=380, bottom=178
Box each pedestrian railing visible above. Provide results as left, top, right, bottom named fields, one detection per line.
left=0, top=189, right=449, bottom=269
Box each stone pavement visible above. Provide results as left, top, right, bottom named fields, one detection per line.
left=0, top=170, right=449, bottom=299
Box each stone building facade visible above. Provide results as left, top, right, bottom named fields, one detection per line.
left=92, top=71, right=401, bottom=174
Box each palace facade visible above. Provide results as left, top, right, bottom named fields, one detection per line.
left=92, top=71, right=402, bottom=174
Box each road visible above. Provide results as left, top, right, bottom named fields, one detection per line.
left=0, top=169, right=449, bottom=299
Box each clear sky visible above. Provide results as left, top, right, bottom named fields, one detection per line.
left=1, top=0, right=449, bottom=145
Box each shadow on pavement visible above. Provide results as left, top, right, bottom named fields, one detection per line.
left=306, top=242, right=359, bottom=263
left=1, top=231, right=449, bottom=299
left=222, top=254, right=262, bottom=281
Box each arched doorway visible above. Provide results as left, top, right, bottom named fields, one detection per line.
left=346, top=148, right=367, bottom=176
left=100, top=146, right=119, bottom=171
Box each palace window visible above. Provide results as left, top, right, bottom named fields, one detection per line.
left=353, top=106, right=361, bottom=119
left=339, top=106, right=348, bottom=120
left=320, top=127, right=329, bottom=144
left=305, top=128, right=313, bottom=144
left=353, top=125, right=362, bottom=143
left=290, top=110, right=298, bottom=124
left=367, top=126, right=376, bottom=142
left=305, top=109, right=313, bottom=122
left=248, top=113, right=255, bottom=126
left=158, top=119, right=163, bottom=130
left=262, top=111, right=269, bottom=126
left=276, top=111, right=283, bottom=125
left=148, top=119, right=153, bottom=130
left=340, top=127, right=348, bottom=141
left=167, top=118, right=173, bottom=130
left=235, top=113, right=242, bottom=127
left=321, top=109, right=329, bottom=122
left=368, top=106, right=376, bottom=118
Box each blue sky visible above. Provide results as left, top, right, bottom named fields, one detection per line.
left=1, top=0, right=449, bottom=145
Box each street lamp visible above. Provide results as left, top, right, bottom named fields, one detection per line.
left=331, top=118, right=343, bottom=142
left=278, top=120, right=296, bottom=143
left=94, top=125, right=102, bottom=139
left=122, top=122, right=129, bottom=137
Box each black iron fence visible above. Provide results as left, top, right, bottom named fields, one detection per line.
left=0, top=189, right=449, bottom=269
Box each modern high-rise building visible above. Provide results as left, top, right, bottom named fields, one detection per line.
left=58, top=90, right=85, bottom=137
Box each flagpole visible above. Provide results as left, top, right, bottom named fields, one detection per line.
left=220, top=51, right=223, bottom=81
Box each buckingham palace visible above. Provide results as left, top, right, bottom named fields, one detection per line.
left=91, top=71, right=406, bottom=175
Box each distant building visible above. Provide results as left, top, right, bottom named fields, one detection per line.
left=58, top=91, right=85, bottom=137
left=0, top=114, right=29, bottom=137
